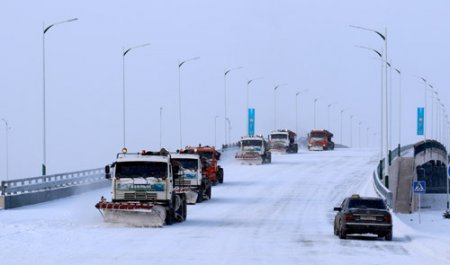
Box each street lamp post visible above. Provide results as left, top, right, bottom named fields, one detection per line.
left=393, top=68, right=401, bottom=150
left=351, top=25, right=388, bottom=173
left=246, top=77, right=263, bottom=135
left=214, top=115, right=219, bottom=147
left=42, top=18, right=78, bottom=176
left=122, top=43, right=150, bottom=149
left=1, top=118, right=9, bottom=180
left=340, top=109, right=346, bottom=145
left=295, top=90, right=308, bottom=135
left=159, top=107, right=163, bottom=149
left=327, top=103, right=333, bottom=131
left=313, top=98, right=319, bottom=129
left=420, top=77, right=428, bottom=141
left=354, top=45, right=384, bottom=160
left=178, top=56, right=200, bottom=148
left=350, top=115, right=354, bottom=147
left=358, top=121, right=362, bottom=148
left=224, top=66, right=243, bottom=145
left=273, top=84, right=287, bottom=130
left=226, top=118, right=232, bottom=144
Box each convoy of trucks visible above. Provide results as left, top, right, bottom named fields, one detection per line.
left=94, top=120, right=336, bottom=226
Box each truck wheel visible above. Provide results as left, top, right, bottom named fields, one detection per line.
left=175, top=195, right=186, bottom=223
left=206, top=185, right=212, bottom=200
left=197, top=185, right=204, bottom=203
left=294, top=144, right=298, bottom=153
left=218, top=168, right=224, bottom=184
left=267, top=152, right=272, bottom=163
left=165, top=207, right=175, bottom=225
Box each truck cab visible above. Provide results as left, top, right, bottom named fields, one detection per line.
left=171, top=153, right=212, bottom=203
left=96, top=148, right=187, bottom=226
left=235, top=135, right=272, bottom=164
left=308, top=130, right=335, bottom=151
left=268, top=129, right=298, bottom=153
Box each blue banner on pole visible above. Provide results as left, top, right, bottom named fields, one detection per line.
left=248, top=108, right=255, bottom=137
left=417, top=107, right=424, bottom=136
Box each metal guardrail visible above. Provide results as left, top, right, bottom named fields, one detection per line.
left=1, top=168, right=104, bottom=196
left=373, top=169, right=393, bottom=208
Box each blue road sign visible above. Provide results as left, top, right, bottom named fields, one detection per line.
left=413, top=181, right=426, bottom=193
left=448, top=165, right=450, bottom=178
left=417, top=107, right=424, bottom=136
left=248, top=108, right=255, bottom=137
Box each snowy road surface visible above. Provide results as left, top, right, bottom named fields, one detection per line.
left=1, top=148, right=450, bottom=265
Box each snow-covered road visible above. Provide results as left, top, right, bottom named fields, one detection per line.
left=1, top=148, right=449, bottom=265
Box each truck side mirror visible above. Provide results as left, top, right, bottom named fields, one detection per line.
left=333, top=207, right=342, bottom=212
left=105, top=165, right=111, bottom=179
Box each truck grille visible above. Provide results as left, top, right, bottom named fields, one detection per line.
left=123, top=192, right=157, bottom=201
left=175, top=179, right=192, bottom=186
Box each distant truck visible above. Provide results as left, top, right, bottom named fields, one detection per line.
left=235, top=135, right=272, bottom=164
left=181, top=146, right=224, bottom=185
left=308, top=129, right=334, bottom=151
left=268, top=129, right=298, bottom=153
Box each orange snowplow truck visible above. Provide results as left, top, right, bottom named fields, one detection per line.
left=181, top=146, right=224, bottom=185
left=308, top=129, right=335, bottom=151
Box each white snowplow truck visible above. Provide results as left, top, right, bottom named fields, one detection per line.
left=95, top=148, right=187, bottom=227
left=235, top=135, right=272, bottom=164
left=268, top=129, right=298, bottom=153
left=171, top=153, right=212, bottom=204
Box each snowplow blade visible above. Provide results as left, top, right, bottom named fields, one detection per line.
left=185, top=190, right=199, bottom=204
left=236, top=157, right=263, bottom=165
left=95, top=200, right=166, bottom=227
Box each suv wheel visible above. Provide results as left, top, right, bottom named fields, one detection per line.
left=385, top=231, right=393, bottom=241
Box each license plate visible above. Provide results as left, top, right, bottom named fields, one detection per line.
left=360, top=216, right=376, bottom=221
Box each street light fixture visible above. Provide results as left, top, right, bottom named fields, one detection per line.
left=224, top=66, right=243, bottom=145
left=273, top=83, right=287, bottom=129
left=351, top=25, right=389, bottom=174
left=42, top=18, right=78, bottom=176
left=354, top=45, right=384, bottom=160
left=1, top=118, right=10, bottom=180
left=122, top=42, right=150, bottom=149
left=178, top=56, right=200, bottom=148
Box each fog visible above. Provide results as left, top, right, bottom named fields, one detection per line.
left=1, top=0, right=449, bottom=179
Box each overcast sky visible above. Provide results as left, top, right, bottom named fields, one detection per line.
left=1, top=0, right=449, bottom=179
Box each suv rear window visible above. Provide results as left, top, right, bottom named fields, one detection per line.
left=348, top=198, right=386, bottom=209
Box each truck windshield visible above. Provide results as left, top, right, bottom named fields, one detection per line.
left=242, top=139, right=262, bottom=147
left=173, top=159, right=198, bottom=170
left=310, top=132, right=326, bottom=138
left=197, top=152, right=213, bottom=160
left=116, top=162, right=167, bottom=179
left=348, top=199, right=386, bottom=209
left=271, top=134, right=287, bottom=140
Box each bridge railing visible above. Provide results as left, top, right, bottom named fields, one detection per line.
left=0, top=168, right=108, bottom=209
left=373, top=166, right=393, bottom=208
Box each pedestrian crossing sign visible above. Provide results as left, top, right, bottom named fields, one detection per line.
left=413, top=181, right=426, bottom=193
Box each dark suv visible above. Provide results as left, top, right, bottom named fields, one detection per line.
left=333, top=195, right=392, bottom=241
